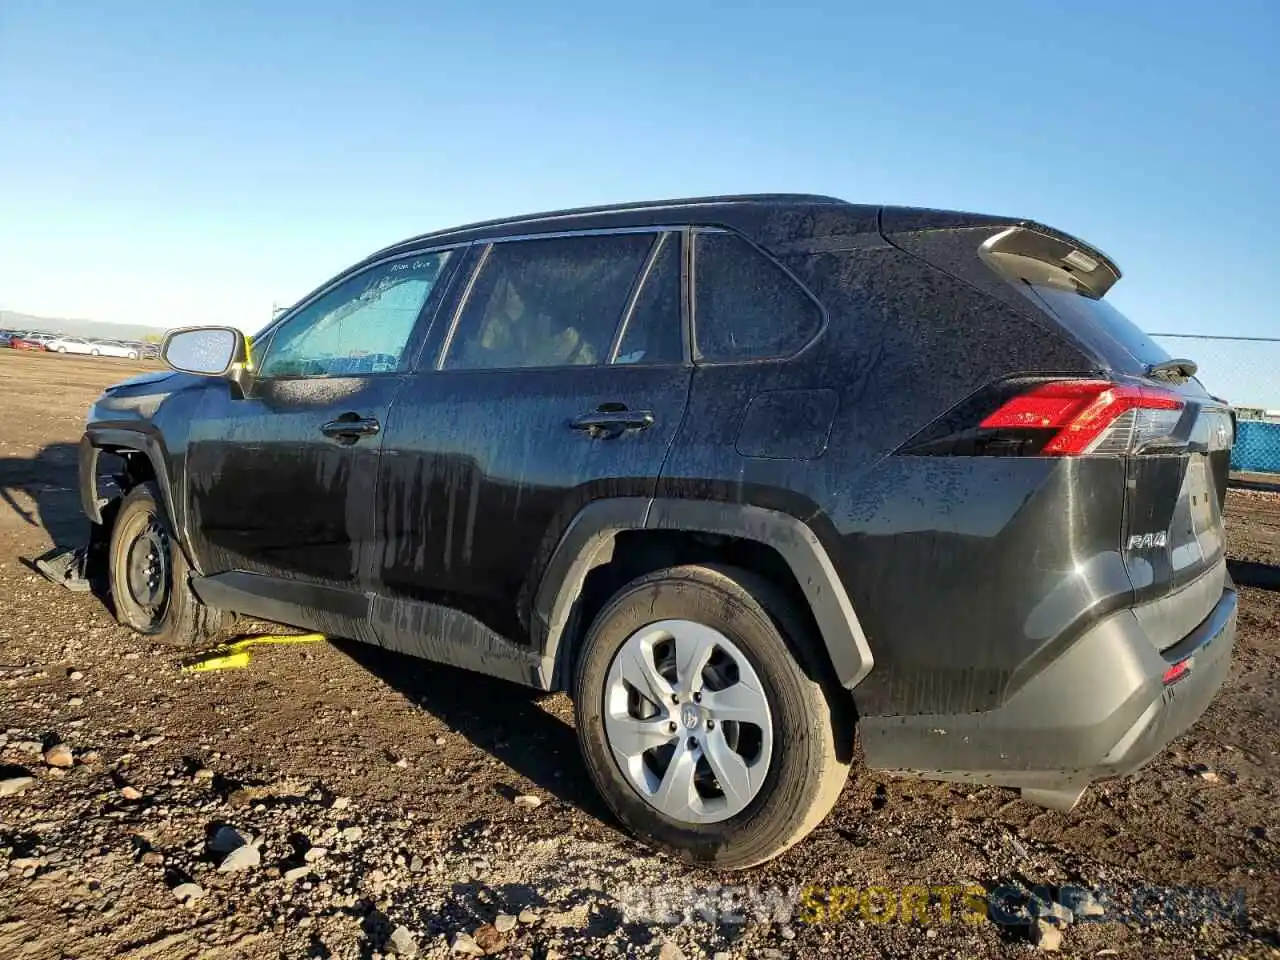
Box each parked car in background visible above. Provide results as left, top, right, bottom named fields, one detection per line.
left=0, top=331, right=14, bottom=348
left=47, top=337, right=141, bottom=359
left=90, top=339, right=143, bottom=359
left=9, top=334, right=48, bottom=351
left=47, top=336, right=98, bottom=355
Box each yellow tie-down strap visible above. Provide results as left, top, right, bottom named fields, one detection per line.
left=180, top=633, right=326, bottom=672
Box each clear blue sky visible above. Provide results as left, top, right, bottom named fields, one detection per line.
left=1, top=2, right=1276, bottom=396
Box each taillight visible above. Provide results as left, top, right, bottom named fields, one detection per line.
left=901, top=378, right=1189, bottom=457
left=979, top=380, right=1184, bottom=456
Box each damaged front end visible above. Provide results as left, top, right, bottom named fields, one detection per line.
left=34, top=492, right=119, bottom=593
left=38, top=369, right=196, bottom=594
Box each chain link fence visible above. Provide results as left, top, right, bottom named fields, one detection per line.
left=1151, top=333, right=1280, bottom=487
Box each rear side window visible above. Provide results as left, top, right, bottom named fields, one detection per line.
left=444, top=233, right=652, bottom=370
left=693, top=231, right=822, bottom=362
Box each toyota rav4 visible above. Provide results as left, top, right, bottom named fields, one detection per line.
left=79, top=194, right=1237, bottom=868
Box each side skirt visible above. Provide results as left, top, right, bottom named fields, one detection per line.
left=369, top=596, right=551, bottom=689
left=190, top=571, right=549, bottom=689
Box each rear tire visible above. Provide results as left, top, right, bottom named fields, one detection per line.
left=91, top=349, right=100, bottom=356
left=108, top=482, right=226, bottom=647
left=573, top=563, right=852, bottom=869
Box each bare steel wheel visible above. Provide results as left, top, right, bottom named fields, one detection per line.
left=604, top=619, right=773, bottom=823
left=118, top=514, right=171, bottom=629
left=108, top=482, right=227, bottom=646
left=575, top=563, right=853, bottom=869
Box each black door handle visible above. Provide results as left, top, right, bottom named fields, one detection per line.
left=321, top=414, right=380, bottom=445
left=569, top=409, right=655, bottom=437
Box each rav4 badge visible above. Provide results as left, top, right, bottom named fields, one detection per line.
left=1127, top=532, right=1169, bottom=550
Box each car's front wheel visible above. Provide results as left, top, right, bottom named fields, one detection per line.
left=574, top=564, right=852, bottom=869
left=127, top=351, right=138, bottom=360
left=108, top=482, right=226, bottom=646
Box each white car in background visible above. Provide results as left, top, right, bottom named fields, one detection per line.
left=47, top=337, right=140, bottom=359
left=46, top=336, right=92, bottom=354
left=92, top=340, right=142, bottom=359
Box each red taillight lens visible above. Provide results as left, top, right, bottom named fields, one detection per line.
left=979, top=380, right=1184, bottom=455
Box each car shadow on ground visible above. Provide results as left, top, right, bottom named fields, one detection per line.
left=331, top=637, right=612, bottom=821
left=0, top=442, right=86, bottom=543
left=0, top=442, right=119, bottom=606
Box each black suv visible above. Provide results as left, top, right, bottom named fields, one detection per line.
left=80, top=195, right=1237, bottom=868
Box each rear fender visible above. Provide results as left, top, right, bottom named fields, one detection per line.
left=532, top=497, right=874, bottom=692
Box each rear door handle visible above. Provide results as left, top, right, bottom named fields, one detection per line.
left=569, top=410, right=655, bottom=437
left=321, top=414, right=381, bottom=444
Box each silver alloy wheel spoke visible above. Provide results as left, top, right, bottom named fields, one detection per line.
left=604, top=713, right=677, bottom=757
left=673, top=621, right=720, bottom=695
left=603, top=618, right=774, bottom=824
left=702, top=727, right=754, bottom=809
left=699, top=680, right=769, bottom=724
left=652, top=736, right=699, bottom=820
left=613, top=631, right=674, bottom=706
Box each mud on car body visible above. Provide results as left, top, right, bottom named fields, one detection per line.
left=79, top=195, right=1237, bottom=868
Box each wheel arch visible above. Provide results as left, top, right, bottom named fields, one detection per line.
left=532, top=497, right=874, bottom=693
left=80, top=427, right=199, bottom=573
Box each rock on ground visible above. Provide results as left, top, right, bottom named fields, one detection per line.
left=1031, top=919, right=1063, bottom=952
left=171, top=882, right=205, bottom=905
left=386, top=925, right=418, bottom=957
left=208, top=825, right=253, bottom=854
left=218, top=844, right=261, bottom=872
left=0, top=775, right=34, bottom=796
left=449, top=931, right=485, bottom=956
left=43, top=743, right=73, bottom=768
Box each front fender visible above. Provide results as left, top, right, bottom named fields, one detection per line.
left=80, top=426, right=201, bottom=574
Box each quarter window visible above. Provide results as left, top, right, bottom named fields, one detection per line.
left=613, top=233, right=683, bottom=365
left=443, top=233, right=652, bottom=370
left=693, top=231, right=822, bottom=362
left=257, top=251, right=451, bottom=378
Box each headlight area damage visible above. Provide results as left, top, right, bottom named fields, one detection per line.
left=36, top=370, right=190, bottom=594
left=34, top=441, right=128, bottom=593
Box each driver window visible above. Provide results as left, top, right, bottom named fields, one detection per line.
left=257, top=251, right=452, bottom=378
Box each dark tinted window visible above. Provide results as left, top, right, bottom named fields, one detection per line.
left=614, top=232, right=682, bottom=365
left=1027, top=283, right=1171, bottom=367
left=444, top=233, right=651, bottom=370
left=693, top=231, right=822, bottom=362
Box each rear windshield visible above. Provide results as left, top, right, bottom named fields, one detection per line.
left=1025, top=282, right=1170, bottom=371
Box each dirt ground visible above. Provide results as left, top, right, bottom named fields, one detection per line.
left=0, top=349, right=1277, bottom=959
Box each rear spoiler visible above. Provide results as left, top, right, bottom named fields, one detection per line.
left=879, top=208, right=1122, bottom=299
left=979, top=226, right=1120, bottom=299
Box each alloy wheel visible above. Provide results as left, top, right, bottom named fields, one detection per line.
left=603, top=619, right=773, bottom=823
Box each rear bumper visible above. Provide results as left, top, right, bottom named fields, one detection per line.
left=860, top=585, right=1237, bottom=803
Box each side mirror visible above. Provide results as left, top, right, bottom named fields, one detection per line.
left=161, top=326, right=247, bottom=376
